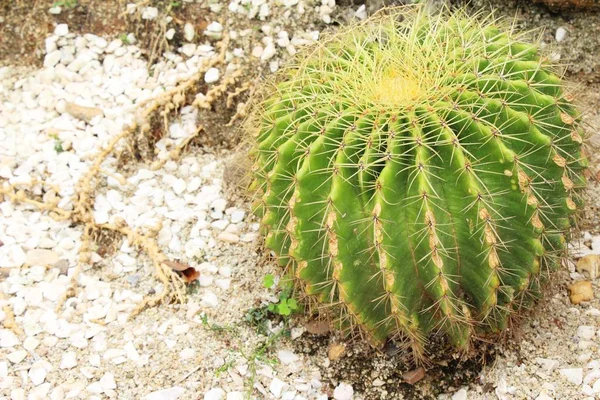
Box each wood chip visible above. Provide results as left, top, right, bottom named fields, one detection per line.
left=576, top=255, right=600, bottom=280
left=402, top=367, right=426, bottom=385
left=568, top=281, right=594, bottom=305
left=327, top=343, right=346, bottom=361
left=65, top=102, right=104, bottom=122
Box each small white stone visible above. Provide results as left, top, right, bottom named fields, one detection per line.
left=26, top=249, right=59, bottom=266
left=218, top=232, right=239, bottom=243
left=100, top=372, right=117, bottom=390
left=166, top=28, right=176, bottom=40
left=181, top=43, right=197, bottom=57
left=218, top=266, right=232, bottom=277
left=55, top=24, right=69, bottom=36
left=23, top=337, right=40, bottom=351
left=60, top=352, right=77, bottom=369
left=333, top=382, right=354, bottom=400
left=226, top=392, right=244, bottom=400
left=593, top=378, right=600, bottom=393
left=7, top=350, right=27, bottom=363
left=145, top=387, right=186, bottom=400
left=355, top=4, right=367, bottom=20
left=211, top=220, right=229, bottom=230
left=560, top=368, right=583, bottom=385
left=49, top=5, right=62, bottom=14
left=277, top=350, right=299, bottom=365
left=577, top=326, right=596, bottom=340
left=252, top=46, right=264, bottom=58
left=536, top=358, right=560, bottom=372
left=205, top=22, right=223, bottom=39
left=536, top=392, right=553, bottom=400
left=142, top=6, right=159, bottom=20
left=28, top=363, right=47, bottom=386
left=0, top=329, right=20, bottom=347
left=44, top=50, right=62, bottom=67
left=230, top=210, right=245, bottom=223
left=269, top=377, right=287, bottom=397
left=452, top=388, right=468, bottom=400
left=204, top=68, right=220, bottom=83
left=202, top=291, right=219, bottom=308
left=180, top=348, right=196, bottom=360
left=204, top=388, right=225, bottom=400
left=261, top=42, right=276, bottom=61
left=556, top=27, right=568, bottom=42
left=184, top=23, right=195, bottom=41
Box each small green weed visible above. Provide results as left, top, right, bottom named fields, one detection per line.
left=52, top=0, right=78, bottom=9
left=49, top=133, right=64, bottom=153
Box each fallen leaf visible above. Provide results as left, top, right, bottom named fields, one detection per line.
left=568, top=281, right=594, bottom=305
left=180, top=268, right=200, bottom=283
left=164, top=260, right=200, bottom=283
left=164, top=260, right=191, bottom=271
left=402, top=367, right=426, bottom=385
left=305, top=319, right=330, bottom=335
left=327, top=343, right=346, bottom=361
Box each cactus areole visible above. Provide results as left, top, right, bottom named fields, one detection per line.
left=248, top=7, right=587, bottom=357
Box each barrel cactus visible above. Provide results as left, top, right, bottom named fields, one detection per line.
left=248, top=6, right=587, bottom=358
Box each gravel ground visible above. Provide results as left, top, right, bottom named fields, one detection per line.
left=0, top=1, right=599, bottom=400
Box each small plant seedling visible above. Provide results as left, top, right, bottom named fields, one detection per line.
left=49, top=133, right=64, bottom=153
left=263, top=273, right=275, bottom=288
left=119, top=33, right=130, bottom=44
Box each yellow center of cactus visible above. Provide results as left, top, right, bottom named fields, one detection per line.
left=370, top=68, right=424, bottom=105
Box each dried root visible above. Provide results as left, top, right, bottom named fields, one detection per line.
left=0, top=33, right=249, bottom=318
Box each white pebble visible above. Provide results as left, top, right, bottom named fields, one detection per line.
left=145, top=387, right=186, bottom=400
left=536, top=358, right=560, bottom=372
left=204, top=68, right=220, bottom=83
left=452, top=388, right=468, bottom=400
left=184, top=23, right=195, bottom=42
left=54, top=24, right=69, bottom=36
left=204, top=388, right=225, bottom=400
left=142, top=7, right=159, bottom=20
left=577, top=326, right=596, bottom=340
left=28, top=363, right=47, bottom=386
left=0, top=329, right=20, bottom=347
left=333, top=382, right=354, bottom=400
left=556, top=27, right=567, bottom=42
left=202, top=291, right=219, bottom=308
left=7, top=350, right=27, bottom=363
left=269, top=377, right=287, bottom=397
left=560, top=368, right=583, bottom=385
left=277, top=349, right=299, bottom=365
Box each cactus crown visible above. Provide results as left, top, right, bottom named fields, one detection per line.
left=248, top=6, right=587, bottom=360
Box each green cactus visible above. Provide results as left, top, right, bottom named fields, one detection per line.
left=248, top=7, right=587, bottom=358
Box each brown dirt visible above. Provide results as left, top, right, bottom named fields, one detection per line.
left=0, top=0, right=208, bottom=68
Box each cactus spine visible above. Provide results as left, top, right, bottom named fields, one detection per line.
left=248, top=7, right=587, bottom=356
